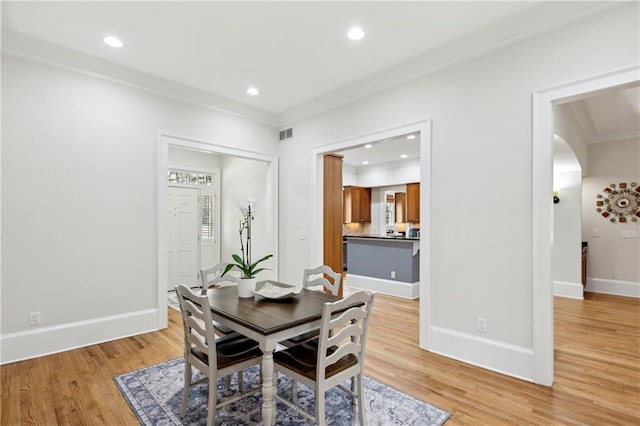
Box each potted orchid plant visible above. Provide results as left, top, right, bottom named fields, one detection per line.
left=222, top=198, right=273, bottom=296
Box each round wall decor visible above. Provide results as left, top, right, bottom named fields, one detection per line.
left=595, top=182, right=640, bottom=223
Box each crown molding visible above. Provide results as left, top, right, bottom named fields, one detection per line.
left=589, top=130, right=640, bottom=144
left=278, top=1, right=626, bottom=125
left=1, top=2, right=627, bottom=128
left=1, top=31, right=279, bottom=127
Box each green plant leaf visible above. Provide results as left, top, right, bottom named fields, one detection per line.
left=220, top=263, right=236, bottom=277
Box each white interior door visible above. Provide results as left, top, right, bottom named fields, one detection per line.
left=168, top=186, right=199, bottom=291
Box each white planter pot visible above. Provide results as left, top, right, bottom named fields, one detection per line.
left=237, top=278, right=256, bottom=298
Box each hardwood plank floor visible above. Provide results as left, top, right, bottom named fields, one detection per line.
left=1, top=292, right=638, bottom=425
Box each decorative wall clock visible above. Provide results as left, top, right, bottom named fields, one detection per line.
left=595, top=182, right=640, bottom=223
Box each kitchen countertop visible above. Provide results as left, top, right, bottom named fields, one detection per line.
left=344, top=235, right=420, bottom=241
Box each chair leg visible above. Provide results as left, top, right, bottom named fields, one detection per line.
left=238, top=370, right=244, bottom=391
left=180, top=362, right=192, bottom=418
left=291, top=378, right=297, bottom=404
left=207, top=380, right=217, bottom=426
left=225, top=375, right=231, bottom=390
left=316, top=389, right=325, bottom=426
left=357, top=374, right=365, bottom=426
left=351, top=376, right=356, bottom=395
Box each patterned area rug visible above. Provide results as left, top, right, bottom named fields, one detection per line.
left=168, top=290, right=180, bottom=311
left=114, top=358, right=450, bottom=425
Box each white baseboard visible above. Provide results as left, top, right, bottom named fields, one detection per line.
left=345, top=274, right=419, bottom=299
left=0, top=308, right=159, bottom=365
left=429, top=325, right=534, bottom=382
left=585, top=278, right=640, bottom=298
left=553, top=280, right=584, bottom=299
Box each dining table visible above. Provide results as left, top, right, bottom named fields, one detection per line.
left=204, top=282, right=340, bottom=426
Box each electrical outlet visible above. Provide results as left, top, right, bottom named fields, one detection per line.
left=391, top=271, right=396, bottom=279
left=614, top=271, right=622, bottom=279
left=477, top=317, right=487, bottom=333
left=29, top=311, right=41, bottom=326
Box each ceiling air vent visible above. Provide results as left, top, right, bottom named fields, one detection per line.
left=279, top=128, right=293, bottom=141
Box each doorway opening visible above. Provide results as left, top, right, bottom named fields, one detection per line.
left=532, top=65, right=639, bottom=386
left=157, top=134, right=279, bottom=329
left=311, top=119, right=433, bottom=349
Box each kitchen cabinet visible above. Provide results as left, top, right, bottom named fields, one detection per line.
left=406, top=182, right=420, bottom=223
left=343, top=186, right=371, bottom=223
left=394, top=192, right=406, bottom=223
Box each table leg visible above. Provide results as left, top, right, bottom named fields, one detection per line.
left=261, top=350, right=275, bottom=426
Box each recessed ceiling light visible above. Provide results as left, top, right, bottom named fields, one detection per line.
left=407, top=134, right=416, bottom=140
left=364, top=144, right=372, bottom=149
left=362, top=161, right=369, bottom=165
left=347, top=27, right=365, bottom=41
left=400, top=154, right=408, bottom=159
left=103, top=36, right=123, bottom=48
left=246, top=87, right=260, bottom=96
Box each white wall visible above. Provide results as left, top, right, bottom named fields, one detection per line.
left=582, top=138, right=640, bottom=297
left=342, top=164, right=357, bottom=186
left=552, top=114, right=585, bottom=299
left=1, top=55, right=276, bottom=362
left=355, top=160, right=420, bottom=188
left=554, top=104, right=589, bottom=174
left=277, top=3, right=639, bottom=381
left=168, top=145, right=223, bottom=170
left=220, top=156, right=275, bottom=281
left=552, top=170, right=584, bottom=298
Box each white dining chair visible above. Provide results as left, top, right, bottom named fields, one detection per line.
left=302, top=264, right=341, bottom=296
left=280, top=265, right=342, bottom=349
left=176, top=285, right=262, bottom=425
left=200, top=263, right=239, bottom=336
left=200, top=262, right=237, bottom=292
left=274, top=290, right=376, bottom=425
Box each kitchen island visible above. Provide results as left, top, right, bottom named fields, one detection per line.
left=345, top=235, right=420, bottom=299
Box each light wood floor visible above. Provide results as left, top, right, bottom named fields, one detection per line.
left=2, top=292, right=638, bottom=425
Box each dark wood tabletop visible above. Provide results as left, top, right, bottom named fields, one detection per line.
left=205, top=284, right=340, bottom=335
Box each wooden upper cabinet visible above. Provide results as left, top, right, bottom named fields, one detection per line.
left=394, top=192, right=406, bottom=223
left=406, top=182, right=420, bottom=223
left=343, top=186, right=371, bottom=223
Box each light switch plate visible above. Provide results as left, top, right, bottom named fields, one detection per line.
left=621, top=230, right=638, bottom=239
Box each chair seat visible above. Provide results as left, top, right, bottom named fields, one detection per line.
left=192, top=335, right=262, bottom=370
left=274, top=342, right=358, bottom=381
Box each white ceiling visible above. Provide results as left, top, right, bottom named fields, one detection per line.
left=568, top=85, right=640, bottom=145
left=340, top=132, right=421, bottom=168
left=1, top=1, right=629, bottom=125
